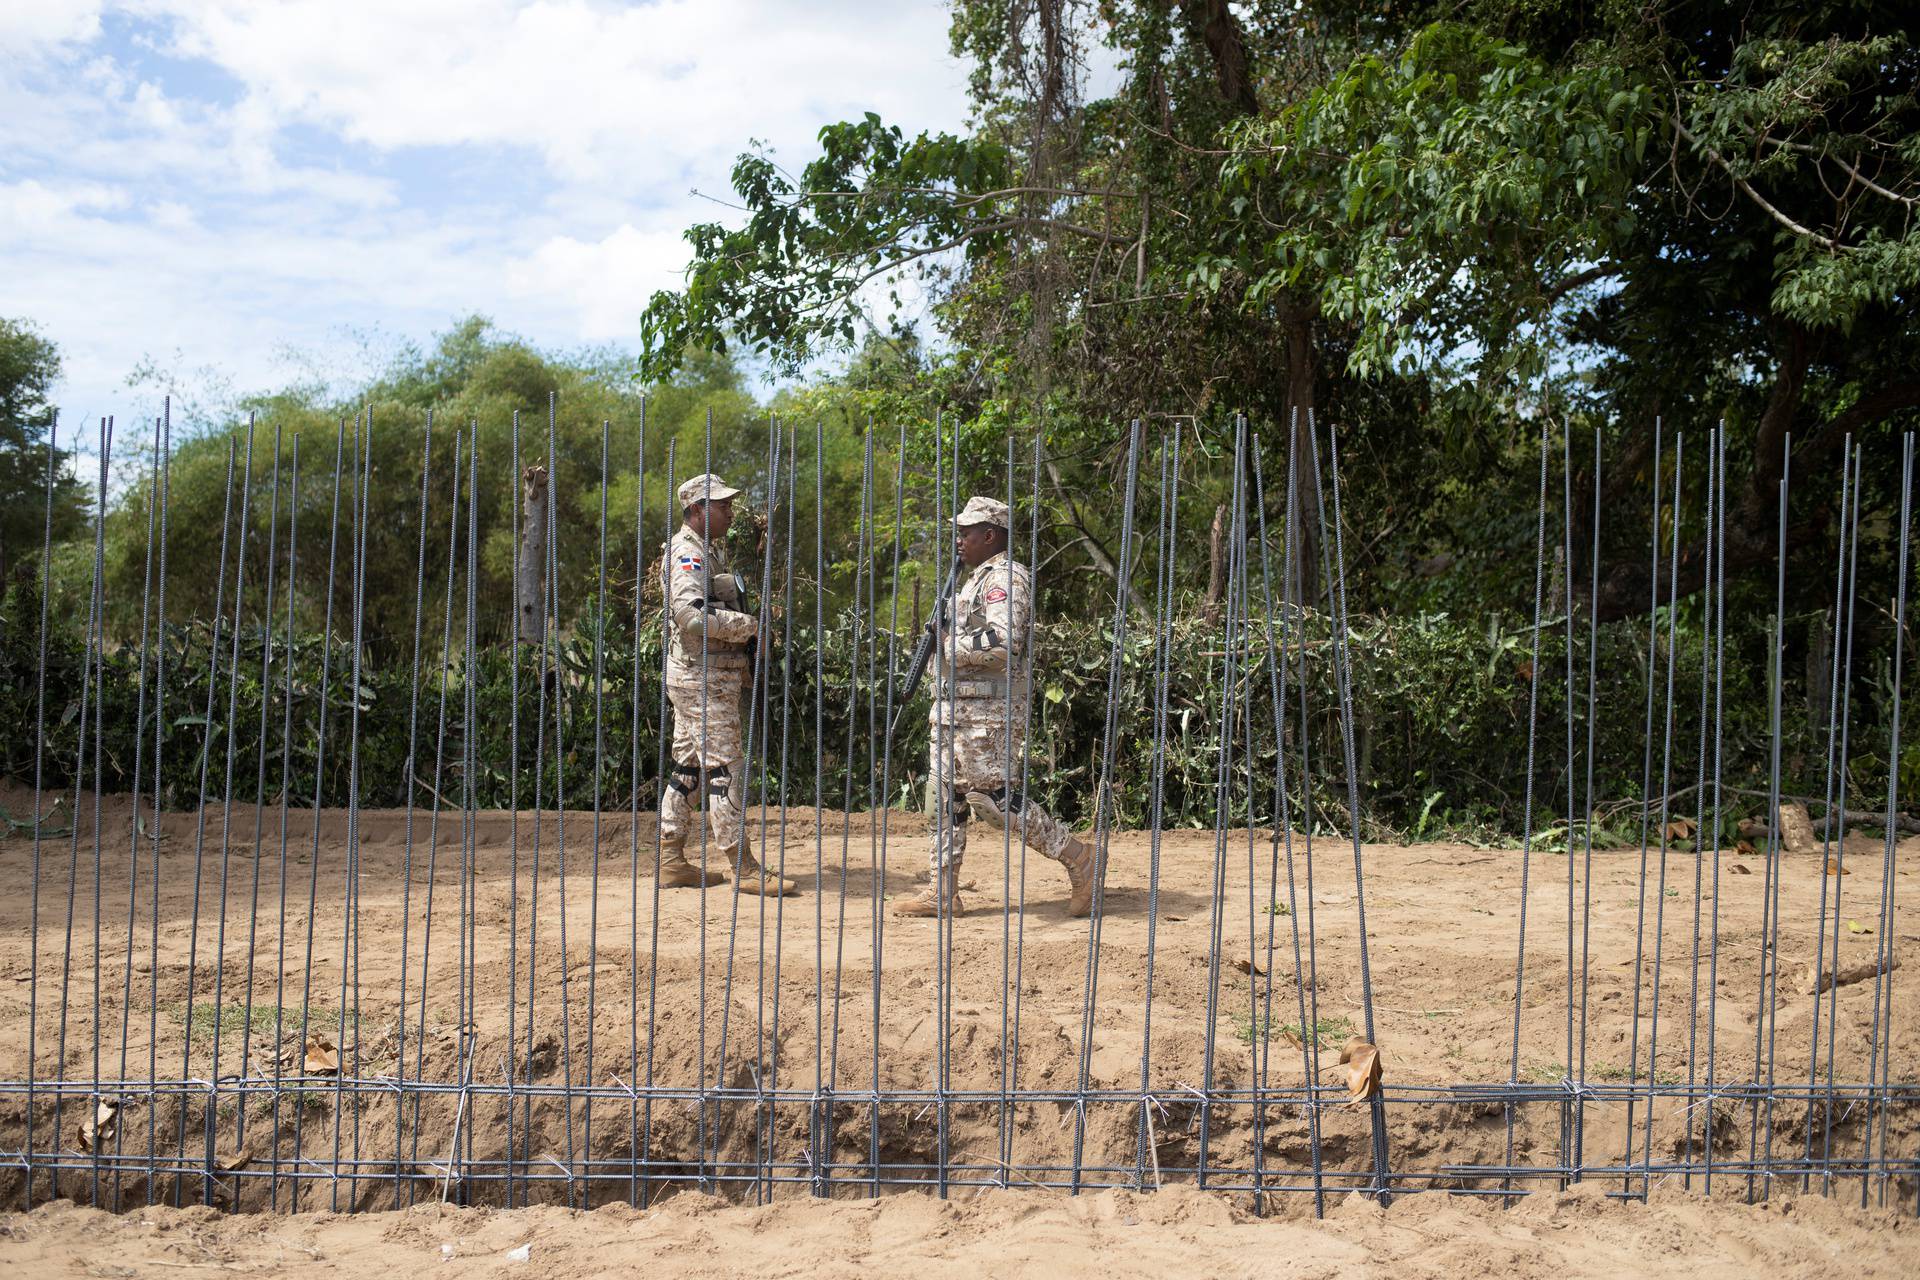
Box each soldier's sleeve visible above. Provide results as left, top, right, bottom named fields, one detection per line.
left=951, top=564, right=1025, bottom=672
left=667, top=539, right=758, bottom=646
left=701, top=600, right=758, bottom=644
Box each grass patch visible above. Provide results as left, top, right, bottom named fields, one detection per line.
left=252, top=1089, right=332, bottom=1118
left=1590, top=1062, right=1681, bottom=1085
left=160, top=1000, right=344, bottom=1047
left=1234, top=1012, right=1356, bottom=1047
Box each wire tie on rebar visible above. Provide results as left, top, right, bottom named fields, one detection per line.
left=1559, top=1076, right=1597, bottom=1103
left=295, top=1156, right=340, bottom=1183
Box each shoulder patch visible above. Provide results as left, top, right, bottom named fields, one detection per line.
left=984, top=586, right=1009, bottom=603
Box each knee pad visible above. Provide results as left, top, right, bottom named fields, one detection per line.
left=667, top=761, right=731, bottom=802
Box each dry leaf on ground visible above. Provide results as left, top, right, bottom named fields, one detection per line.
left=78, top=1099, right=118, bottom=1153
left=304, top=1034, right=339, bottom=1075
left=1338, top=1037, right=1382, bottom=1105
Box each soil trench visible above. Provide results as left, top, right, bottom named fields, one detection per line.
left=0, top=783, right=1913, bottom=1217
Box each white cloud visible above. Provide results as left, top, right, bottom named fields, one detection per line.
left=508, top=223, right=694, bottom=339
left=110, top=0, right=968, bottom=195
left=0, top=3, right=104, bottom=54
left=2, top=0, right=983, bottom=424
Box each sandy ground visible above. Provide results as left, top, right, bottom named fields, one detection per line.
left=3, top=1182, right=1919, bottom=1278
left=0, top=782, right=1914, bottom=1271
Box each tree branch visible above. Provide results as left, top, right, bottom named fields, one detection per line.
left=1673, top=115, right=1849, bottom=251
left=1180, top=0, right=1260, bottom=116
left=1764, top=137, right=1919, bottom=208
left=1545, top=263, right=1624, bottom=304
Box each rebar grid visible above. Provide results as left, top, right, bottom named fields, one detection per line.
left=1, top=409, right=1914, bottom=1217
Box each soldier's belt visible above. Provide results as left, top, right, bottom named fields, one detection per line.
left=680, top=650, right=750, bottom=670
left=937, top=678, right=1013, bottom=700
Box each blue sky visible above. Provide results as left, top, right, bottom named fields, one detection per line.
left=1, top=1, right=984, bottom=429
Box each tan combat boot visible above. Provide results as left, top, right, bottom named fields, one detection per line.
left=1058, top=837, right=1098, bottom=918
left=893, top=867, right=964, bottom=918
left=731, top=848, right=797, bottom=897
left=656, top=834, right=726, bottom=888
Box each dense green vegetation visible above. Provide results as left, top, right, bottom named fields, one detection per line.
left=4, top=1, right=1916, bottom=839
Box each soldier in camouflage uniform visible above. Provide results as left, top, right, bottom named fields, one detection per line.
left=894, top=496, right=1098, bottom=919
left=657, top=473, right=796, bottom=896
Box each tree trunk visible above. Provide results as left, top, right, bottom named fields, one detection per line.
left=1585, top=325, right=1920, bottom=621
left=1281, top=301, right=1322, bottom=613
left=517, top=465, right=549, bottom=645
left=1203, top=503, right=1227, bottom=623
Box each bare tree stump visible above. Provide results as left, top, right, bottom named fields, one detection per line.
left=1203, top=503, right=1227, bottom=624
left=518, top=465, right=549, bottom=645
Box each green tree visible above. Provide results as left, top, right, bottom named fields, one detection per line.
left=635, top=1, right=1919, bottom=625
left=0, top=318, right=89, bottom=587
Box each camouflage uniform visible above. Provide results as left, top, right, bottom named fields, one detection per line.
left=925, top=499, right=1079, bottom=879
left=660, top=476, right=756, bottom=864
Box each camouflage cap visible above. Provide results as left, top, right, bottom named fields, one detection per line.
left=677, top=473, right=741, bottom=508
left=955, top=495, right=1011, bottom=529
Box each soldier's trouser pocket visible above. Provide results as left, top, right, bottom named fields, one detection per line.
left=668, top=678, right=747, bottom=767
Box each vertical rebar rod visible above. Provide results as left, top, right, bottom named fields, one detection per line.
left=390, top=413, right=433, bottom=1207
left=1261, top=410, right=1325, bottom=1214
left=112, top=417, right=164, bottom=1211
left=174, top=433, right=234, bottom=1206
left=1560, top=419, right=1577, bottom=1186
left=206, top=418, right=259, bottom=1201
left=627, top=396, right=647, bottom=1207
left=1196, top=417, right=1246, bottom=1191
left=544, top=392, right=579, bottom=1198
left=289, top=418, right=345, bottom=1212
left=1682, top=429, right=1718, bottom=1186
left=1134, top=431, right=1177, bottom=1193
left=54, top=416, right=110, bottom=1205
left=1573, top=427, right=1601, bottom=1182
left=1747, top=433, right=1789, bottom=1202
left=764, top=429, right=794, bottom=1205
left=266, top=429, right=296, bottom=1210
left=408, top=430, right=462, bottom=1203
left=21, top=412, right=57, bottom=1209
left=870, top=423, right=907, bottom=1198
left=82, top=418, right=112, bottom=1210
left=145, top=403, right=174, bottom=1207
left=584, top=417, right=612, bottom=1204
left=1620, top=420, right=1665, bottom=1196
left=1639, top=433, right=1686, bottom=1199
left=999, top=431, right=1045, bottom=1183
left=331, top=411, right=372, bottom=1210
left=1817, top=443, right=1864, bottom=1191
left=1701, top=427, right=1728, bottom=1195
left=1319, top=416, right=1392, bottom=1199
left=237, top=421, right=284, bottom=1171
left=1502, top=420, right=1551, bottom=1197
left=1072, top=418, right=1144, bottom=1192
left=1865, top=432, right=1912, bottom=1207
left=640, top=438, right=677, bottom=1209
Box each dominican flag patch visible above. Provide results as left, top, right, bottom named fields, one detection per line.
left=678, top=555, right=703, bottom=573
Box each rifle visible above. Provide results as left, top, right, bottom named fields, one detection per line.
left=888, top=560, right=962, bottom=741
